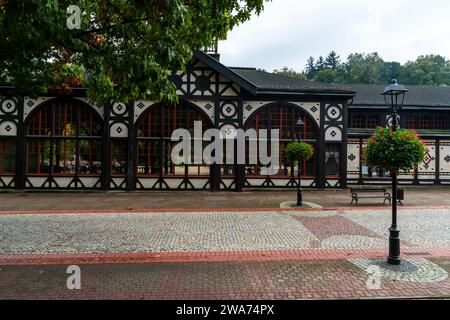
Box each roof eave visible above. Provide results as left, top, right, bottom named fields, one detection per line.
left=255, top=88, right=356, bottom=98
left=193, top=51, right=258, bottom=95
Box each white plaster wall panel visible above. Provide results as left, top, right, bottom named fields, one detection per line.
left=325, top=126, right=343, bottom=142
left=53, top=177, right=73, bottom=188
left=190, top=179, right=209, bottom=189
left=0, top=176, right=14, bottom=187
left=110, top=122, right=128, bottom=138
left=272, top=179, right=291, bottom=187
left=290, top=102, right=321, bottom=125
left=134, top=100, right=154, bottom=123
left=347, top=142, right=360, bottom=173
left=24, top=97, right=54, bottom=120
left=165, top=179, right=183, bottom=189
left=137, top=178, right=158, bottom=189
left=188, top=100, right=215, bottom=123
left=0, top=120, right=17, bottom=136
left=79, top=177, right=100, bottom=188
left=325, top=104, right=343, bottom=121
left=243, top=101, right=273, bottom=124
left=74, top=97, right=105, bottom=119
left=327, top=180, right=340, bottom=187
left=190, top=69, right=216, bottom=96
left=220, top=102, right=238, bottom=120
left=301, top=179, right=314, bottom=187
left=220, top=179, right=235, bottom=188
left=246, top=179, right=266, bottom=186
left=111, top=178, right=126, bottom=188
left=27, top=177, right=47, bottom=188
left=219, top=84, right=240, bottom=96
left=418, top=143, right=436, bottom=175
left=439, top=143, right=450, bottom=175
left=0, top=97, right=18, bottom=116
left=111, top=102, right=128, bottom=116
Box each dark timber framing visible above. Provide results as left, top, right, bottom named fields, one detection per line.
left=3, top=52, right=450, bottom=191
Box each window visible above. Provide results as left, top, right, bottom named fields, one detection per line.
left=405, top=116, right=418, bottom=129
left=419, top=116, right=432, bottom=130
left=136, top=102, right=212, bottom=177
left=325, top=144, right=340, bottom=177
left=367, top=114, right=381, bottom=128
left=245, top=105, right=318, bottom=177
left=0, top=140, right=15, bottom=174
left=435, top=116, right=449, bottom=130
left=25, top=100, right=103, bottom=177
left=111, top=140, right=127, bottom=176
left=351, top=114, right=365, bottom=128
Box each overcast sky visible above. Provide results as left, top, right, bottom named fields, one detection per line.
left=219, top=0, right=450, bottom=72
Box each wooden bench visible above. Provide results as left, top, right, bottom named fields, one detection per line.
left=350, top=188, right=391, bottom=206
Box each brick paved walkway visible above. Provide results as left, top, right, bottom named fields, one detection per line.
left=1, top=258, right=450, bottom=299
left=2, top=207, right=450, bottom=299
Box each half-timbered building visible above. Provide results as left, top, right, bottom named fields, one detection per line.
left=1, top=51, right=449, bottom=191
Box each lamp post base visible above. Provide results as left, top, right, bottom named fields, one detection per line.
left=387, top=226, right=401, bottom=265
left=296, top=189, right=302, bottom=207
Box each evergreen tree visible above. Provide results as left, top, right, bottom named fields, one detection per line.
left=315, top=56, right=325, bottom=72
left=305, top=57, right=316, bottom=79
left=325, top=51, right=340, bottom=70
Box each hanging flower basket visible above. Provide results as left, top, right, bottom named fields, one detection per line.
left=365, top=127, right=427, bottom=174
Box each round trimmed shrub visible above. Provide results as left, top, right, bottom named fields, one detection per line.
left=286, top=141, right=314, bottom=165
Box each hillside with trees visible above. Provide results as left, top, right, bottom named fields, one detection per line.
left=284, top=51, right=450, bottom=86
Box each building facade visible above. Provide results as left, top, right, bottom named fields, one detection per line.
left=1, top=51, right=450, bottom=191
left=346, top=84, right=450, bottom=186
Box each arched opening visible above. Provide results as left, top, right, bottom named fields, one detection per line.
left=135, top=101, right=213, bottom=180
left=244, top=103, right=319, bottom=179
left=25, top=99, right=103, bottom=179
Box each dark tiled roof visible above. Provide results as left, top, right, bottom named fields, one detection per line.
left=229, top=67, right=354, bottom=95
left=342, top=83, right=450, bottom=107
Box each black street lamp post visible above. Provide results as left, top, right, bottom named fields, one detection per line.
left=296, top=117, right=304, bottom=207
left=382, top=79, right=408, bottom=265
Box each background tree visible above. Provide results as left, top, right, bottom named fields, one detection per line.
left=314, top=68, right=341, bottom=83
left=305, top=57, right=316, bottom=80
left=303, top=51, right=450, bottom=86
left=343, top=52, right=384, bottom=84
left=0, top=0, right=267, bottom=103
left=401, top=55, right=450, bottom=85
left=325, top=51, right=340, bottom=70
left=315, top=56, right=326, bottom=73
left=380, top=62, right=403, bottom=84
left=273, top=66, right=307, bottom=79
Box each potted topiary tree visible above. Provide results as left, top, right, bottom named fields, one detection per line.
left=286, top=141, right=314, bottom=207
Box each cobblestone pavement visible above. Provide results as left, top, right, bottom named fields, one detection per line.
left=2, top=207, right=450, bottom=299
left=1, top=258, right=450, bottom=299
left=1, top=208, right=450, bottom=254
left=1, top=187, right=450, bottom=211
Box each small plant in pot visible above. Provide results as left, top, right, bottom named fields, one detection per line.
left=286, top=141, right=314, bottom=207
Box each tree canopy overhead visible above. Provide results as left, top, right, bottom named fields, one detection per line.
left=0, top=0, right=267, bottom=102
